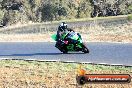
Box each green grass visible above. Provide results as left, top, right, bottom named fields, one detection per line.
left=49, top=15, right=128, bottom=24
left=127, top=14, right=132, bottom=21
left=0, top=60, right=131, bottom=72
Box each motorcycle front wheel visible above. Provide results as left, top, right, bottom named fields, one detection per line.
left=82, top=43, right=89, bottom=53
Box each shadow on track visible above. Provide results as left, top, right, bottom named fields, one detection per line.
left=0, top=53, right=62, bottom=56
left=0, top=52, right=85, bottom=56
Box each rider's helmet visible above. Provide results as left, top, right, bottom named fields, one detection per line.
left=59, top=22, right=67, bottom=32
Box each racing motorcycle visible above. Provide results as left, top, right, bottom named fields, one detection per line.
left=51, top=31, right=89, bottom=53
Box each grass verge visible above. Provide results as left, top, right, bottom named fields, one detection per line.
left=0, top=60, right=131, bottom=88
left=127, top=14, right=132, bottom=21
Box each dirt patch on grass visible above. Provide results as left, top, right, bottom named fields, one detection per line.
left=0, top=33, right=131, bottom=43
left=0, top=34, right=52, bottom=42
left=87, top=34, right=132, bottom=43
left=0, top=60, right=131, bottom=88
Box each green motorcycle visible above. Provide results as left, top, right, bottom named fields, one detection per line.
left=51, top=31, right=89, bottom=53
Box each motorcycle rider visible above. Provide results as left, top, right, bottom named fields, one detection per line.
left=55, top=22, right=73, bottom=49
left=56, top=22, right=74, bottom=41
left=55, top=22, right=82, bottom=49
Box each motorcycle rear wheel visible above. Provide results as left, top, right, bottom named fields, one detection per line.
left=62, top=50, right=68, bottom=54
left=62, top=46, right=68, bottom=54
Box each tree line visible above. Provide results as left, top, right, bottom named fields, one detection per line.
left=0, top=0, right=131, bottom=26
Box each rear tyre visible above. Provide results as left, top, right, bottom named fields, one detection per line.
left=62, top=45, right=68, bottom=54
left=62, top=50, right=68, bottom=54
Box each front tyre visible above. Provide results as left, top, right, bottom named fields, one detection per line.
left=82, top=43, right=89, bottom=53
left=82, top=47, right=89, bottom=53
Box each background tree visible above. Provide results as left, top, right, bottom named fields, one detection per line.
left=0, top=0, right=131, bottom=26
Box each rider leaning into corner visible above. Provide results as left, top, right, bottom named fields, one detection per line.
left=55, top=22, right=82, bottom=49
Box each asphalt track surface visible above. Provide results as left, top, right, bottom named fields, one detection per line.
left=0, top=42, right=132, bottom=66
